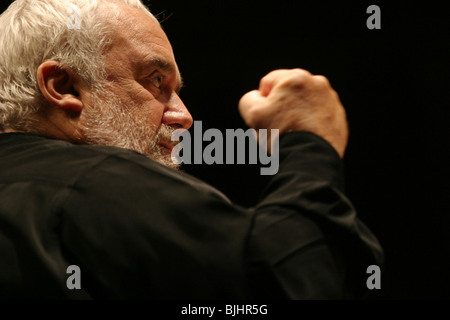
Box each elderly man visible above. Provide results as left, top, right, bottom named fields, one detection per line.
left=0, top=0, right=382, bottom=299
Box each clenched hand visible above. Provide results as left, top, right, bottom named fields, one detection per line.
left=239, top=68, right=349, bottom=158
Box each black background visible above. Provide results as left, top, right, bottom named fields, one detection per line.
left=1, top=0, right=449, bottom=299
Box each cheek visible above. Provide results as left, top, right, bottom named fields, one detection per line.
left=138, top=102, right=165, bottom=129
left=115, top=82, right=166, bottom=126
left=102, top=79, right=168, bottom=139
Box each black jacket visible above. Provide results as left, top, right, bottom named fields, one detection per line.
left=0, top=131, right=383, bottom=299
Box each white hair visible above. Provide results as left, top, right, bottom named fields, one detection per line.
left=0, top=0, right=157, bottom=131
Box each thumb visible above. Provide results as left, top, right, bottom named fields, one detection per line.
left=238, top=89, right=266, bottom=127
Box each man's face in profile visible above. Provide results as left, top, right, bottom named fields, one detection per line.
left=79, top=3, right=192, bottom=169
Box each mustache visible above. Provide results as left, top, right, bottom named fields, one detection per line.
left=154, top=124, right=179, bottom=146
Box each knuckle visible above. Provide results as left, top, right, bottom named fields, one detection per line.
left=313, top=75, right=331, bottom=89
left=330, top=88, right=341, bottom=102
left=284, top=74, right=309, bottom=89
left=259, top=69, right=287, bottom=86
left=282, top=69, right=313, bottom=88
left=292, top=68, right=311, bottom=76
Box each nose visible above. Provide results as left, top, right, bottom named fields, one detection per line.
left=162, top=92, right=193, bottom=130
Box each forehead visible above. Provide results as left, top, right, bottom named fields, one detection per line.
left=99, top=3, right=179, bottom=78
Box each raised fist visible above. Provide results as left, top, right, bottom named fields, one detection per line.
left=239, top=68, right=349, bottom=158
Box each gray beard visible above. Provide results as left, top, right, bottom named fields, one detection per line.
left=80, top=88, right=179, bottom=170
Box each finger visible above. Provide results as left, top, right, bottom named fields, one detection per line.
left=238, top=89, right=264, bottom=114
left=259, top=68, right=312, bottom=97
left=311, top=75, right=333, bottom=91
left=238, top=89, right=265, bottom=126
left=258, top=69, right=291, bottom=97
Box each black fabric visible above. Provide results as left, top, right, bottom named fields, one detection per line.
left=0, top=131, right=383, bottom=299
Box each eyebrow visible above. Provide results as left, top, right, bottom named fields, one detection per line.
left=140, top=56, right=184, bottom=94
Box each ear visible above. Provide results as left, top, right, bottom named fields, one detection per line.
left=36, top=60, right=84, bottom=113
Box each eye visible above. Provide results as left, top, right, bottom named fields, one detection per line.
left=149, top=73, right=165, bottom=89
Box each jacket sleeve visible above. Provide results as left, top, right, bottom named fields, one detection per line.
left=246, top=131, right=383, bottom=299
